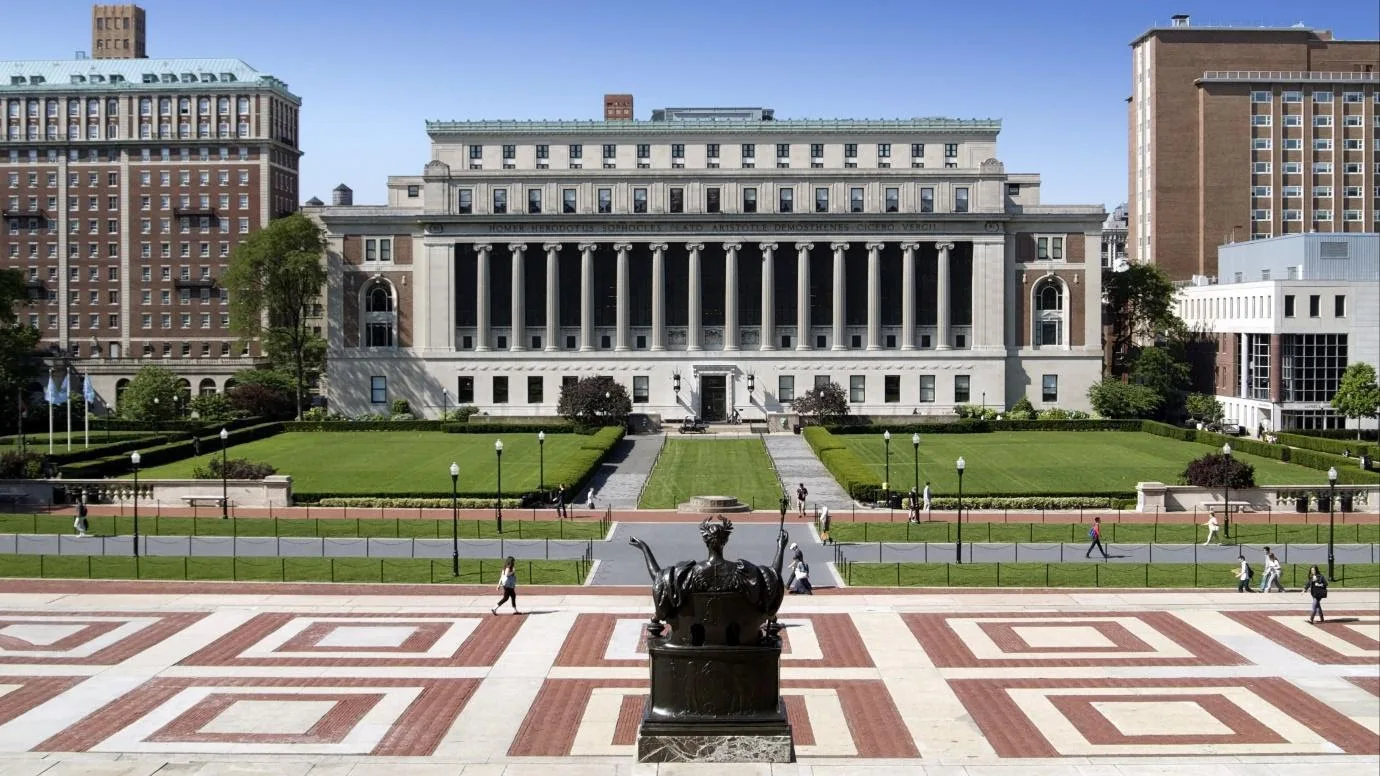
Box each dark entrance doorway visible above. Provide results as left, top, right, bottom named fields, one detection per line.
left=700, top=375, right=727, bottom=422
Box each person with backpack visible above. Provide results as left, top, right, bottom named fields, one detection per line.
left=787, top=543, right=813, bottom=595
left=796, top=483, right=808, bottom=517
left=491, top=556, right=521, bottom=615
left=1304, top=565, right=1328, bottom=623
left=1085, top=516, right=1108, bottom=560
left=818, top=506, right=832, bottom=545
left=1235, top=554, right=1256, bottom=592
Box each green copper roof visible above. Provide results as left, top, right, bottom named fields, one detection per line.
left=1, top=58, right=298, bottom=102
left=426, top=117, right=1001, bottom=135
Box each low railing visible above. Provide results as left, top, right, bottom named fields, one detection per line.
left=0, top=477, right=293, bottom=509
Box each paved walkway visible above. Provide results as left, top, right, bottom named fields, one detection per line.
left=580, top=434, right=664, bottom=509
left=594, top=519, right=835, bottom=586
left=763, top=433, right=854, bottom=510
left=0, top=581, right=1374, bottom=774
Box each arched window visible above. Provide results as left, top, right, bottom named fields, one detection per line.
left=1033, top=277, right=1065, bottom=348
left=198, top=378, right=217, bottom=396
left=362, top=279, right=397, bottom=347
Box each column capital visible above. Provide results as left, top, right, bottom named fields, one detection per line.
left=474, top=243, right=493, bottom=253
left=507, top=242, right=527, bottom=253
left=900, top=241, right=921, bottom=251
left=759, top=242, right=778, bottom=253
left=613, top=242, right=633, bottom=252
left=542, top=242, right=562, bottom=253
left=865, top=241, right=885, bottom=252
left=936, top=241, right=956, bottom=253
left=795, top=242, right=814, bottom=252
left=686, top=242, right=705, bottom=252
left=830, top=241, right=850, bottom=252
left=649, top=242, right=669, bottom=252
left=722, top=242, right=743, bottom=252
left=577, top=242, right=598, bottom=252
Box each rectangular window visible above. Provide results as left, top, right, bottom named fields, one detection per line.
left=743, top=188, right=758, bottom=213
left=778, top=188, right=793, bottom=213
left=741, top=143, right=755, bottom=159
left=501, top=144, right=515, bottom=160
left=1042, top=374, right=1058, bottom=403
left=844, top=143, right=857, bottom=158
left=884, top=187, right=899, bottom=213
left=1309, top=294, right=1320, bottom=317
left=493, top=376, right=509, bottom=403
left=562, top=188, right=577, bottom=214
left=954, top=187, right=969, bottom=213
left=456, top=376, right=474, bottom=403
left=568, top=144, right=582, bottom=159
left=776, top=143, right=790, bottom=158
left=849, top=375, right=865, bottom=403
left=919, top=375, right=935, bottom=403
left=603, top=144, right=617, bottom=160
left=669, top=187, right=684, bottom=213
left=944, top=143, right=959, bottom=158
left=884, top=375, right=900, bottom=403
left=705, top=187, right=721, bottom=213
left=1334, top=295, right=1346, bottom=317
left=633, top=188, right=648, bottom=213
left=953, top=375, right=970, bottom=403
left=527, top=376, right=543, bottom=404
left=369, top=376, right=387, bottom=404
left=920, top=187, right=934, bottom=213
left=814, top=187, right=829, bottom=213
left=877, top=143, right=891, bottom=158
left=1251, top=90, right=1270, bottom=102
left=527, top=188, right=542, bottom=214
left=535, top=144, right=549, bottom=159
left=468, top=145, right=483, bottom=160
left=633, top=375, right=649, bottom=403
left=598, top=188, right=612, bottom=214
left=636, top=144, right=650, bottom=159
left=911, top=142, right=925, bottom=158
left=809, top=143, right=823, bottom=158
left=777, top=375, right=794, bottom=403
left=849, top=187, right=864, bottom=213
left=1283, top=294, right=1296, bottom=317
left=706, top=143, right=719, bottom=159
left=492, top=189, right=507, bottom=214
left=671, top=143, right=684, bottom=158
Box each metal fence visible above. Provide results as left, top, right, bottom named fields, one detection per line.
left=832, top=521, right=1379, bottom=545
left=831, top=540, right=1378, bottom=566
left=836, top=560, right=1379, bottom=588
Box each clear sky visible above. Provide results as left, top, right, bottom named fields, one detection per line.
left=6, top=1, right=1377, bottom=208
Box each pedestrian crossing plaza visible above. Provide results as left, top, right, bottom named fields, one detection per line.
left=0, top=580, right=1375, bottom=775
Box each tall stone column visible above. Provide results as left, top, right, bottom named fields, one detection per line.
left=759, top=242, right=777, bottom=351
left=578, top=242, right=596, bottom=351
left=475, top=243, right=492, bottom=351
left=543, top=242, right=560, bottom=351
left=509, top=243, right=526, bottom=351
left=723, top=242, right=741, bottom=351
left=614, top=242, right=632, bottom=351
left=650, top=243, right=667, bottom=351
left=795, top=242, right=813, bottom=350
left=936, top=241, right=954, bottom=350
left=830, top=242, right=848, bottom=350
left=900, top=241, right=919, bottom=350
left=687, top=242, right=704, bottom=351
left=865, top=241, right=883, bottom=350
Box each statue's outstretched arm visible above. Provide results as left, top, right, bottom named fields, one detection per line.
left=628, top=536, right=661, bottom=581
left=772, top=529, right=789, bottom=576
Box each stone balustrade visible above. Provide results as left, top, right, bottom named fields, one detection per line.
left=1136, top=482, right=1378, bottom=514
left=0, top=476, right=294, bottom=509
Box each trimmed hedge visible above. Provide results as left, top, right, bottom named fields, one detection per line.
left=1140, top=420, right=1377, bottom=485
left=445, top=421, right=581, bottom=434
left=1276, top=432, right=1371, bottom=459
left=822, top=419, right=1141, bottom=435
left=315, top=497, right=524, bottom=509
left=58, top=422, right=285, bottom=479
left=1285, top=428, right=1379, bottom=442
left=803, top=426, right=879, bottom=500
left=50, top=434, right=184, bottom=466
left=926, top=496, right=1136, bottom=510
left=89, top=417, right=263, bottom=433
left=284, top=421, right=447, bottom=432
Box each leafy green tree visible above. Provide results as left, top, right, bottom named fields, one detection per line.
left=223, top=213, right=326, bottom=419
left=1103, top=263, right=1185, bottom=378
left=0, top=269, right=42, bottom=433
left=119, top=365, right=182, bottom=421
left=1182, top=452, right=1255, bottom=489
left=791, top=381, right=850, bottom=424
left=189, top=392, right=236, bottom=422
left=556, top=376, right=631, bottom=427
left=1087, top=379, right=1163, bottom=419
left=1007, top=396, right=1035, bottom=420
left=1332, top=362, right=1380, bottom=440
left=1131, top=345, right=1192, bottom=420
left=1185, top=393, right=1225, bottom=426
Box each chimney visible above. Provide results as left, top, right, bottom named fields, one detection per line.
left=604, top=93, right=633, bottom=121
left=331, top=184, right=353, bottom=206
left=1170, top=13, right=1190, bottom=27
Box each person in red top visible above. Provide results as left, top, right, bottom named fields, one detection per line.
left=1085, top=516, right=1109, bottom=560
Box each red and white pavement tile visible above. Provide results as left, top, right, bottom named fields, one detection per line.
left=0, top=581, right=1375, bottom=774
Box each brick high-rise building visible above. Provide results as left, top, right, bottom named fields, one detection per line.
left=603, top=93, right=633, bottom=120
left=1128, top=14, right=1379, bottom=280
left=1, top=10, right=300, bottom=404
left=91, top=4, right=146, bottom=60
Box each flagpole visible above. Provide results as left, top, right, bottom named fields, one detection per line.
left=84, top=389, right=90, bottom=449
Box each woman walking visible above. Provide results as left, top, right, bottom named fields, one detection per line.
left=491, top=556, right=521, bottom=615
left=1259, top=551, right=1282, bottom=593
left=1304, top=565, right=1328, bottom=623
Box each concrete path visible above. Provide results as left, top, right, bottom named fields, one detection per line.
left=579, top=434, right=665, bottom=509
left=763, top=432, right=855, bottom=510
left=832, top=540, right=1379, bottom=566
left=593, top=519, right=834, bottom=586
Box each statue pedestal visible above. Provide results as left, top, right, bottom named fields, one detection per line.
left=636, top=640, right=794, bottom=763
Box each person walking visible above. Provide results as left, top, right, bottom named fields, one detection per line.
left=585, top=488, right=597, bottom=512
left=907, top=488, right=921, bottom=524
left=1203, top=514, right=1220, bottom=545
left=1259, top=551, right=1282, bottom=593
left=1234, top=554, right=1255, bottom=592
left=1304, top=565, right=1328, bottom=623
left=787, top=544, right=813, bottom=595
left=796, top=483, right=808, bottom=518
left=73, top=499, right=89, bottom=537
left=555, top=484, right=567, bottom=518
left=818, top=506, right=832, bottom=545
left=491, top=556, right=520, bottom=615
left=922, top=482, right=932, bottom=518
left=1085, top=516, right=1109, bottom=560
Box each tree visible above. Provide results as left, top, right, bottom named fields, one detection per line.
left=1130, top=345, right=1192, bottom=420
left=188, top=393, right=236, bottom=422
left=1007, top=396, right=1035, bottom=420
left=1087, top=379, right=1162, bottom=419
left=1332, top=362, right=1380, bottom=440
left=1185, top=393, right=1225, bottom=426
left=119, top=365, right=182, bottom=421
left=227, top=382, right=295, bottom=420
left=791, top=381, right=850, bottom=424
left=555, top=376, right=632, bottom=427
left=223, top=213, right=326, bottom=420
left=1103, top=263, right=1185, bottom=378
left=1182, top=452, right=1255, bottom=489
left=0, top=269, right=42, bottom=434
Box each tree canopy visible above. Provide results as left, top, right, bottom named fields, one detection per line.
left=555, top=376, right=632, bottom=427
left=1103, top=263, right=1185, bottom=378
left=1332, top=362, right=1380, bottom=440
left=791, top=381, right=850, bottom=424
left=0, top=269, right=42, bottom=431
left=119, top=365, right=183, bottom=421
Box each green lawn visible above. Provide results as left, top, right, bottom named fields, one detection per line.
left=843, top=562, right=1380, bottom=588
left=639, top=438, right=783, bottom=509
left=0, top=514, right=607, bottom=540
left=132, top=432, right=599, bottom=495
left=829, top=521, right=1380, bottom=545
left=836, top=431, right=1336, bottom=495
left=0, top=554, right=588, bottom=585
left=1, top=431, right=156, bottom=446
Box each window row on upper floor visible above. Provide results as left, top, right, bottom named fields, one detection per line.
left=452, top=181, right=980, bottom=216
left=448, top=141, right=967, bottom=171
left=4, top=95, right=256, bottom=119
left=1250, top=90, right=1378, bottom=104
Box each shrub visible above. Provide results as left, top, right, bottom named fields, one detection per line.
left=1088, top=379, right=1162, bottom=419
left=1185, top=393, right=1225, bottom=425
left=192, top=457, right=277, bottom=480
left=955, top=404, right=999, bottom=420
left=119, top=365, right=185, bottom=421
left=315, top=497, right=524, bottom=509
left=189, top=393, right=237, bottom=423
left=1182, top=453, right=1255, bottom=488
left=441, top=405, right=479, bottom=422
left=228, top=382, right=295, bottom=420
left=0, top=450, right=45, bottom=479
left=1275, top=432, right=1371, bottom=459
left=390, top=399, right=412, bottom=417
left=300, top=407, right=347, bottom=422
left=1007, top=396, right=1035, bottom=420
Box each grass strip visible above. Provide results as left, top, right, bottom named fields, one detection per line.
left=828, top=521, right=1380, bottom=545
left=0, top=514, right=607, bottom=541
left=842, top=562, right=1380, bottom=588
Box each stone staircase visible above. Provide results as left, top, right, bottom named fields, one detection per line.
left=761, top=433, right=854, bottom=510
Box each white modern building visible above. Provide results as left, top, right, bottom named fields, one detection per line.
left=1176, top=232, right=1380, bottom=432
left=307, top=102, right=1105, bottom=421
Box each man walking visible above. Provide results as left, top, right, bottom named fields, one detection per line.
left=796, top=483, right=808, bottom=518
left=1261, top=546, right=1286, bottom=592
left=1234, top=554, right=1255, bottom=592
left=1085, top=516, right=1109, bottom=560
left=907, top=488, right=921, bottom=524
left=555, top=484, right=567, bottom=518
left=922, top=481, right=932, bottom=517
left=1203, top=514, right=1219, bottom=545
left=818, top=506, right=832, bottom=545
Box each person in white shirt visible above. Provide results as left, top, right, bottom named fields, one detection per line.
left=817, top=506, right=832, bottom=545
left=1259, top=551, right=1282, bottom=593
left=1234, top=555, right=1255, bottom=593
left=1203, top=514, right=1219, bottom=545
left=922, top=482, right=932, bottom=516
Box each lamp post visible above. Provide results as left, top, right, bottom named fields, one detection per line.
left=911, top=432, right=920, bottom=493
left=1327, top=466, right=1337, bottom=580
left=219, top=427, right=229, bottom=519
left=955, top=456, right=966, bottom=564
left=494, top=439, right=504, bottom=533
left=130, top=451, right=141, bottom=558
left=1221, top=443, right=1233, bottom=540
left=538, top=430, right=546, bottom=491
left=441, top=388, right=448, bottom=421
left=450, top=461, right=460, bottom=577
left=883, top=430, right=892, bottom=502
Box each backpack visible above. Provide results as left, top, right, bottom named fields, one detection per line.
left=1244, top=563, right=1254, bottom=579
left=1087, top=527, right=1096, bottom=539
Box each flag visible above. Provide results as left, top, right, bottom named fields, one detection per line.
left=57, top=373, right=70, bottom=404
left=83, top=374, right=95, bottom=405
left=44, top=374, right=57, bottom=405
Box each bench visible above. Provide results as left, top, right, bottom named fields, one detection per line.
left=0, top=490, right=25, bottom=508
left=1203, top=501, right=1252, bottom=517
left=180, top=495, right=228, bottom=509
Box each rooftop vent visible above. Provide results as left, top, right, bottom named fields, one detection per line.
left=220, top=73, right=237, bottom=82
left=1171, top=13, right=1190, bottom=26
left=109, top=74, right=124, bottom=84
left=1318, top=240, right=1349, bottom=259
left=181, top=73, right=196, bottom=82
left=141, top=73, right=157, bottom=83
left=199, top=73, right=216, bottom=82
left=9, top=76, right=25, bottom=85
left=29, top=76, right=43, bottom=85
left=70, top=75, right=86, bottom=84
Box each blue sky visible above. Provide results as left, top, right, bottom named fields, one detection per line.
left=6, top=1, right=1377, bottom=208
